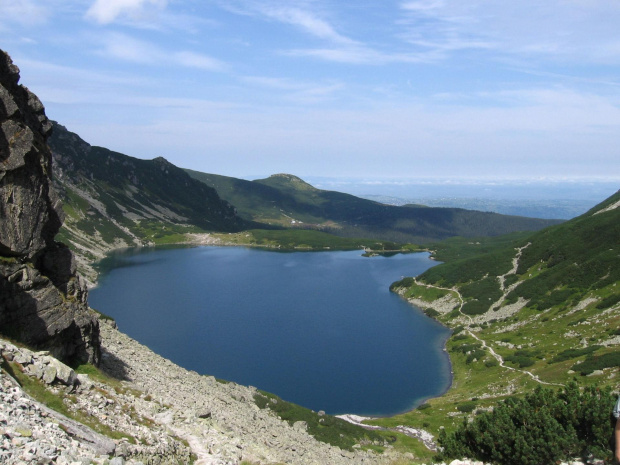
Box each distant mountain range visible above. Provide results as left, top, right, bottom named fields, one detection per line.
left=359, top=194, right=597, bottom=220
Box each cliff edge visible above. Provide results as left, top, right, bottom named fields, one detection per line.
left=0, top=49, right=99, bottom=364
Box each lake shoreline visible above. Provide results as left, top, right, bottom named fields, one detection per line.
left=90, top=241, right=456, bottom=421
left=90, top=246, right=451, bottom=417
left=87, top=233, right=425, bottom=288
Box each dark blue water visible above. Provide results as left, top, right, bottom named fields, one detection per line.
left=90, top=247, right=451, bottom=416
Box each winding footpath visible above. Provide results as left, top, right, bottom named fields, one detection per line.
left=414, top=243, right=564, bottom=388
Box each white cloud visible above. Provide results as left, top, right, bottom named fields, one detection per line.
left=86, top=0, right=167, bottom=25
left=174, top=51, right=227, bottom=72
left=401, top=0, right=445, bottom=14
left=397, top=0, right=620, bottom=64
left=0, top=0, right=50, bottom=26
left=242, top=75, right=343, bottom=103
left=261, top=6, right=354, bottom=45
left=95, top=32, right=226, bottom=71
left=219, top=1, right=356, bottom=45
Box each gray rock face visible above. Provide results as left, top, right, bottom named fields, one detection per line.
left=0, top=50, right=59, bottom=259
left=0, top=48, right=100, bottom=364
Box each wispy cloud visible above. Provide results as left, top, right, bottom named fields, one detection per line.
left=242, top=75, right=343, bottom=103
left=219, top=1, right=357, bottom=45
left=259, top=6, right=354, bottom=45
left=397, top=0, right=620, bottom=64
left=175, top=51, right=226, bottom=71
left=96, top=32, right=227, bottom=71
left=0, top=0, right=50, bottom=27
left=86, top=0, right=168, bottom=25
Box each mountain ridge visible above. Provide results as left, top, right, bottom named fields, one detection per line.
left=49, top=122, right=251, bottom=282
left=185, top=168, right=562, bottom=244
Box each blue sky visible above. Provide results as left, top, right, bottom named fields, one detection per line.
left=1, top=0, right=620, bottom=182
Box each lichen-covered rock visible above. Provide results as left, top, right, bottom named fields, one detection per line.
left=0, top=48, right=100, bottom=364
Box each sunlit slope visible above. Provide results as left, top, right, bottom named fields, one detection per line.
left=391, top=189, right=619, bottom=399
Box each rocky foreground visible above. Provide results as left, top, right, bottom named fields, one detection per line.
left=1, top=319, right=407, bottom=465
left=2, top=320, right=603, bottom=465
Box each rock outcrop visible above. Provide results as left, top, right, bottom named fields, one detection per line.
left=0, top=48, right=99, bottom=364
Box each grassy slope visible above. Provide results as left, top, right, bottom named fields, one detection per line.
left=186, top=171, right=561, bottom=244
left=369, top=190, right=620, bottom=453
left=49, top=123, right=251, bottom=266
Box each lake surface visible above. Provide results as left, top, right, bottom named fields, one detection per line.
left=90, top=247, right=451, bottom=416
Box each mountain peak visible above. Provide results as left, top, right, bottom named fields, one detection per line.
left=153, top=156, right=171, bottom=164
left=263, top=173, right=318, bottom=191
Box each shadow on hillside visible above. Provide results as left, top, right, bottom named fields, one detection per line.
left=98, top=347, right=131, bottom=382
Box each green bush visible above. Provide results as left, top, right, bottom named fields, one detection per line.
left=424, top=308, right=439, bottom=318
left=457, top=401, right=477, bottom=413
left=596, top=293, right=620, bottom=309
left=389, top=277, right=414, bottom=291
left=504, top=355, right=535, bottom=368
left=549, top=346, right=601, bottom=364
left=461, top=300, right=490, bottom=315
left=572, top=351, right=620, bottom=375
left=438, top=383, right=617, bottom=465
left=461, top=276, right=502, bottom=301
left=466, top=349, right=486, bottom=364
left=451, top=342, right=482, bottom=355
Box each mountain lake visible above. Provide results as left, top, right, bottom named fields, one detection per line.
left=90, top=246, right=452, bottom=416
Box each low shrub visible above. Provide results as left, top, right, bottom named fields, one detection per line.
left=572, top=351, right=620, bottom=375
left=596, top=293, right=620, bottom=309
left=461, top=300, right=489, bottom=315
left=456, top=402, right=477, bottom=413
left=438, top=383, right=617, bottom=465
left=549, top=346, right=601, bottom=364
left=504, top=354, right=535, bottom=368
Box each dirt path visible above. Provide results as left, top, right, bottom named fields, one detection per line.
left=413, top=244, right=563, bottom=388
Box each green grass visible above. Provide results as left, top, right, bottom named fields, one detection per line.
left=247, top=229, right=419, bottom=251
left=390, top=279, right=453, bottom=304
left=253, top=390, right=386, bottom=452
left=427, top=232, right=532, bottom=262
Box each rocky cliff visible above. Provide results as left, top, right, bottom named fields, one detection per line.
left=0, top=49, right=99, bottom=364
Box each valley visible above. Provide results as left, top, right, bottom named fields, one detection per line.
left=51, top=118, right=619, bottom=462
left=34, top=122, right=620, bottom=463
left=1, top=46, right=618, bottom=465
